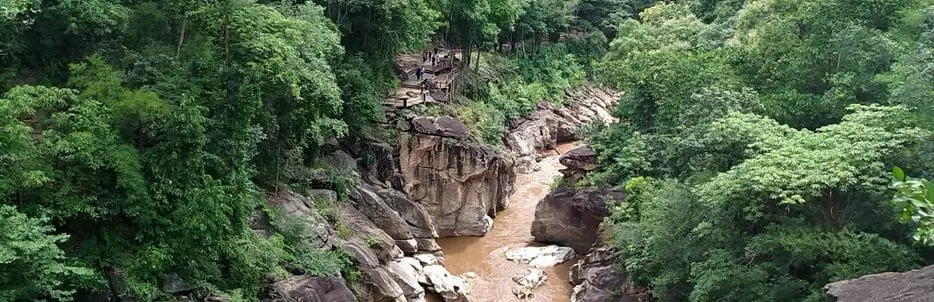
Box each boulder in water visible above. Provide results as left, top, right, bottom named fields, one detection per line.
left=531, top=188, right=624, bottom=253
left=570, top=247, right=650, bottom=302
left=505, top=245, right=576, bottom=268
left=423, top=265, right=471, bottom=302
left=512, top=268, right=548, bottom=298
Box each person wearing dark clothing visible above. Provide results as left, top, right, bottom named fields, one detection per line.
left=431, top=56, right=436, bottom=66
left=415, top=67, right=423, bottom=80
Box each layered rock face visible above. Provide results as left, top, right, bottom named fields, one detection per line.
left=397, top=116, right=516, bottom=237
left=261, top=145, right=474, bottom=302
left=569, top=248, right=650, bottom=302
left=266, top=275, right=357, bottom=302
left=558, top=147, right=598, bottom=185
left=505, top=87, right=618, bottom=173
left=530, top=187, right=625, bottom=254
left=824, top=265, right=934, bottom=302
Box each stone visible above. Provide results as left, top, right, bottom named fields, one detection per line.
left=350, top=183, right=415, bottom=241
left=309, top=150, right=359, bottom=186
left=512, top=268, right=547, bottom=292
left=416, top=238, right=442, bottom=252
left=414, top=253, right=441, bottom=266
left=462, top=272, right=478, bottom=279
left=361, top=267, right=407, bottom=302
left=411, top=116, right=469, bottom=140
left=163, top=273, right=197, bottom=295
left=386, top=258, right=427, bottom=301
left=505, top=245, right=576, bottom=268
left=559, top=148, right=597, bottom=171
left=503, top=88, right=620, bottom=174
left=266, top=275, right=356, bottom=302
left=398, top=132, right=515, bottom=236
left=512, top=287, right=534, bottom=300
left=824, top=265, right=934, bottom=302
left=264, top=187, right=333, bottom=247
left=423, top=265, right=471, bottom=302
left=338, top=205, right=401, bottom=264
left=570, top=247, right=649, bottom=302
left=531, top=188, right=625, bottom=253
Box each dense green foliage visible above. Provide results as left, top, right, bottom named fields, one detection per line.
left=0, top=0, right=439, bottom=299
left=0, top=0, right=613, bottom=299
left=587, top=1, right=934, bottom=301
left=5, top=0, right=931, bottom=300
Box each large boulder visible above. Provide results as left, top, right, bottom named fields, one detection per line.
left=351, top=182, right=442, bottom=255
left=570, top=248, right=649, bottom=302
left=505, top=245, right=576, bottom=268
left=824, top=265, right=934, bottom=302
left=558, top=147, right=597, bottom=185
left=531, top=188, right=624, bottom=253
left=423, top=265, right=471, bottom=302
left=411, top=116, right=470, bottom=140
left=559, top=148, right=597, bottom=171
left=504, top=104, right=564, bottom=173
left=512, top=268, right=547, bottom=299
left=504, top=87, right=619, bottom=174
left=265, top=275, right=357, bottom=302
left=398, top=129, right=515, bottom=237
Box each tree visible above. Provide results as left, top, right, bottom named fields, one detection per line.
left=892, top=167, right=934, bottom=245
left=0, top=205, right=97, bottom=301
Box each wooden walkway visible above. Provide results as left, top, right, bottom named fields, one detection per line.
left=386, top=48, right=463, bottom=109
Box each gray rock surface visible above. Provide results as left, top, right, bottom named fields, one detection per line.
left=423, top=265, right=471, bottom=302
left=504, top=87, right=619, bottom=173
left=570, top=248, right=649, bottom=302
left=411, top=116, right=470, bottom=140
left=530, top=188, right=625, bottom=253
left=512, top=268, right=548, bottom=299
left=824, top=265, right=934, bottom=302
left=398, top=129, right=515, bottom=236
left=266, top=275, right=357, bottom=302
left=505, top=245, right=577, bottom=268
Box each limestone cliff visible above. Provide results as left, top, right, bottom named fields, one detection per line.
left=397, top=116, right=516, bottom=237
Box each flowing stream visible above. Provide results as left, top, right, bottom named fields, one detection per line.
left=427, top=142, right=579, bottom=302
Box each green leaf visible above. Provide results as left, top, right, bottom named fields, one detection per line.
left=893, top=166, right=905, bottom=181
left=927, top=185, right=934, bottom=202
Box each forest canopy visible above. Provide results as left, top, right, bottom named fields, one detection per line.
left=2, top=0, right=933, bottom=301
left=585, top=0, right=934, bottom=301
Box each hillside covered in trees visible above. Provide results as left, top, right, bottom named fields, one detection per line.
left=585, top=1, right=934, bottom=301
left=1, top=0, right=933, bottom=301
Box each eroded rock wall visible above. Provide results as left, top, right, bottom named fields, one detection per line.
left=505, top=86, right=619, bottom=173
left=397, top=119, right=516, bottom=236
left=824, top=265, right=934, bottom=302
left=569, top=247, right=650, bottom=302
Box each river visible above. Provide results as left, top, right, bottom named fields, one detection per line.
left=427, top=142, right=579, bottom=302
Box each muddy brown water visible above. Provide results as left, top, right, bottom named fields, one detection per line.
left=427, top=143, right=579, bottom=302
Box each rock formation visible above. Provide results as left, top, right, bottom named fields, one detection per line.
left=569, top=248, right=649, bottom=302
left=530, top=187, right=624, bottom=253
left=262, top=145, right=475, bottom=302
left=505, top=87, right=618, bottom=173
left=824, top=265, right=934, bottom=302
left=558, top=147, right=598, bottom=185
left=265, top=275, right=357, bottom=302
left=512, top=269, right=547, bottom=299
left=398, top=117, right=516, bottom=236
left=505, top=245, right=577, bottom=268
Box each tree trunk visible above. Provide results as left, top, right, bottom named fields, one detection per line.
left=176, top=13, right=188, bottom=59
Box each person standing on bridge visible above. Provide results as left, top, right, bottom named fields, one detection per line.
left=415, top=66, right=424, bottom=80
